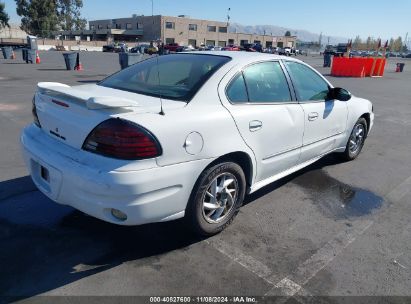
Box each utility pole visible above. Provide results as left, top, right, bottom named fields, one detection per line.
left=225, top=8, right=231, bottom=47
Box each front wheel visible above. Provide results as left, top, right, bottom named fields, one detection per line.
left=340, top=118, right=368, bottom=161
left=185, top=162, right=246, bottom=236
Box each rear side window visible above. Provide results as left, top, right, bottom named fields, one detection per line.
left=99, top=54, right=231, bottom=101
left=284, top=61, right=330, bottom=101
left=226, top=61, right=292, bottom=104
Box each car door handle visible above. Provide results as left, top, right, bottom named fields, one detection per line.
left=308, top=112, right=319, bottom=121
left=249, top=120, right=263, bottom=132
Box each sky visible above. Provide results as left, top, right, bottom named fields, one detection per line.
left=2, top=0, right=410, bottom=41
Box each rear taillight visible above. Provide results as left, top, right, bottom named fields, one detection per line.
left=82, top=118, right=162, bottom=160
left=32, top=97, right=41, bottom=128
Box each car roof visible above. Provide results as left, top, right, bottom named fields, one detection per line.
left=181, top=51, right=303, bottom=65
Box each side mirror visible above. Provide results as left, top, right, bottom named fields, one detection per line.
left=329, top=87, right=352, bottom=101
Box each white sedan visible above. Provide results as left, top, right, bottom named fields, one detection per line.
left=21, top=52, right=374, bottom=235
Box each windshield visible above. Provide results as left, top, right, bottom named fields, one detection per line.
left=99, top=54, right=231, bottom=102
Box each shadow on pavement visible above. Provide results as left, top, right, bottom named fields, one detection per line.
left=36, top=68, right=69, bottom=71
left=0, top=179, right=203, bottom=301
left=245, top=154, right=346, bottom=204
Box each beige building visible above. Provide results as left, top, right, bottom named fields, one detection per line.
left=83, top=15, right=296, bottom=48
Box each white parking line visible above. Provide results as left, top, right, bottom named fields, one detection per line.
left=207, top=175, right=411, bottom=298
left=207, top=219, right=373, bottom=299
left=385, top=175, right=411, bottom=203
left=266, top=220, right=373, bottom=296
left=206, top=239, right=275, bottom=284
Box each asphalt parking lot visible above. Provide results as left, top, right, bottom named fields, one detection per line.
left=1, top=51, right=411, bottom=303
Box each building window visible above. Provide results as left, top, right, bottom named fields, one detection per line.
left=165, top=38, right=175, bottom=44
left=137, top=23, right=143, bottom=29
left=97, top=25, right=103, bottom=29
left=207, top=25, right=216, bottom=32
left=188, top=39, right=197, bottom=47
left=189, top=24, right=197, bottom=31
left=240, top=40, right=248, bottom=46
left=115, top=24, right=122, bottom=29
left=219, top=27, right=227, bottom=33
left=165, top=22, right=175, bottom=29
left=90, top=25, right=95, bottom=30
left=206, top=40, right=215, bottom=46
left=126, top=23, right=132, bottom=30
left=218, top=41, right=226, bottom=47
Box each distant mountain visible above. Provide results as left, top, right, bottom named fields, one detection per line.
left=228, top=22, right=348, bottom=45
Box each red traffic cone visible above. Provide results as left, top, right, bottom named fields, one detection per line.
left=74, top=53, right=83, bottom=71
left=35, top=51, right=41, bottom=64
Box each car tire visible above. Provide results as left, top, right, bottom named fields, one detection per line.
left=185, top=162, right=246, bottom=236
left=340, top=118, right=368, bottom=161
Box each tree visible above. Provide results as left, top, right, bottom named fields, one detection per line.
left=285, top=30, right=291, bottom=37
left=389, top=38, right=395, bottom=50
left=353, top=35, right=362, bottom=49
left=16, top=0, right=59, bottom=36
left=392, top=36, right=403, bottom=52
left=366, top=36, right=372, bottom=50
left=57, top=0, right=86, bottom=31
left=15, top=0, right=86, bottom=37
left=0, top=1, right=10, bottom=29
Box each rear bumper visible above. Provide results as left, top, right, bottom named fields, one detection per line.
left=21, top=124, right=212, bottom=226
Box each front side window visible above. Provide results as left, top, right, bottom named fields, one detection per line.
left=284, top=61, right=329, bottom=101
left=99, top=54, right=231, bottom=102
left=242, top=62, right=292, bottom=103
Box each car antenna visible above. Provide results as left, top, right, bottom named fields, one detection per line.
left=152, top=0, right=165, bottom=116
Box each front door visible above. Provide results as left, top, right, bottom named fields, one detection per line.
left=283, top=61, right=348, bottom=163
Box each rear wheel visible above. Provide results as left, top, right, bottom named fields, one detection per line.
left=341, top=118, right=368, bottom=161
left=185, top=162, right=246, bottom=236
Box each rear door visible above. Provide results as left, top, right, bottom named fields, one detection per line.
left=283, top=61, right=348, bottom=163
left=220, top=60, right=305, bottom=183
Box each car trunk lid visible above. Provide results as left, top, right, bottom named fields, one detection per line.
left=34, top=82, right=185, bottom=150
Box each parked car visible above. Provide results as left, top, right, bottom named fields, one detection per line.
left=164, top=43, right=180, bottom=52
left=277, top=48, right=287, bottom=55
left=146, top=43, right=158, bottom=55
left=222, top=44, right=240, bottom=51
left=23, top=52, right=374, bottom=236
left=243, top=43, right=263, bottom=52
left=102, top=43, right=127, bottom=53
left=102, top=44, right=116, bottom=52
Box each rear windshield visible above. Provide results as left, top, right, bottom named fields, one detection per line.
left=99, top=54, right=231, bottom=101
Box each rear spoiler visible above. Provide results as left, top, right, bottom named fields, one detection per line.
left=37, top=82, right=139, bottom=110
